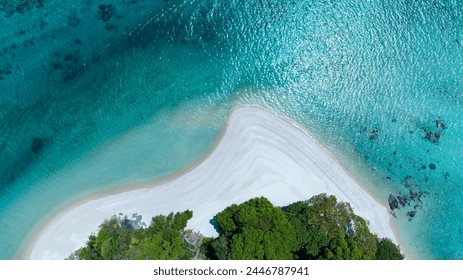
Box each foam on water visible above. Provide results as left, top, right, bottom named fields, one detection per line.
left=1, top=0, right=462, bottom=259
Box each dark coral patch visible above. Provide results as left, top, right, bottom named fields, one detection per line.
left=0, top=63, right=13, bottom=80
left=31, top=137, right=45, bottom=154
left=96, top=4, right=115, bottom=22
left=1, top=0, right=46, bottom=18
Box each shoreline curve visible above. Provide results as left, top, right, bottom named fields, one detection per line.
left=21, top=105, right=401, bottom=259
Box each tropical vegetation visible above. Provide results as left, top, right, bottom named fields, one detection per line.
left=75, top=194, right=404, bottom=260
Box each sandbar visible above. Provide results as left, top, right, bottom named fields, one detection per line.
left=22, top=105, right=398, bottom=259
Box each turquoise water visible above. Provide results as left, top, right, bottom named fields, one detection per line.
left=1, top=0, right=462, bottom=259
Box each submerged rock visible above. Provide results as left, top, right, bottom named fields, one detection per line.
left=397, top=195, right=408, bottom=207
left=422, top=129, right=439, bottom=144
left=407, top=211, right=416, bottom=218
left=369, top=129, right=378, bottom=140
left=388, top=194, right=400, bottom=211
left=404, top=175, right=414, bottom=188
left=435, top=119, right=447, bottom=129
left=0, top=63, right=13, bottom=80
left=31, top=137, right=44, bottom=154
left=418, top=192, right=428, bottom=204
left=410, top=189, right=420, bottom=201
left=429, top=163, right=436, bottom=170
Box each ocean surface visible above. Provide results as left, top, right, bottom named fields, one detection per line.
left=0, top=0, right=462, bottom=259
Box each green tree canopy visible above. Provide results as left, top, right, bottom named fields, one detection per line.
left=76, top=210, right=193, bottom=260
left=375, top=237, right=404, bottom=260
left=285, top=193, right=380, bottom=260
left=209, top=197, right=298, bottom=260
left=76, top=194, right=404, bottom=260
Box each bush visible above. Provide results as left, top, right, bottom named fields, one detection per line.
left=375, top=238, right=404, bottom=260
left=76, top=211, right=194, bottom=260
left=208, top=197, right=298, bottom=260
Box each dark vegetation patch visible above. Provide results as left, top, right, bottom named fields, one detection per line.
left=96, top=4, right=115, bottom=22
left=104, top=23, right=118, bottom=32
left=22, top=37, right=35, bottom=47
left=39, top=14, right=48, bottom=29
left=50, top=49, right=84, bottom=82
left=30, top=137, right=45, bottom=154
left=0, top=63, right=13, bottom=80
left=125, top=0, right=144, bottom=4
left=67, top=10, right=80, bottom=28
left=0, top=0, right=46, bottom=18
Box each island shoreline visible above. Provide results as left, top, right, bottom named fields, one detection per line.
left=19, top=105, right=408, bottom=259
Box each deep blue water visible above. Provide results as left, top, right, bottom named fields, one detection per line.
left=0, top=0, right=462, bottom=259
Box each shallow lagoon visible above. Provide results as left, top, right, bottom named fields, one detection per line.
left=1, top=0, right=462, bottom=259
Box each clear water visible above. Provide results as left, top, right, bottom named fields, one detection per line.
left=1, top=0, right=462, bottom=259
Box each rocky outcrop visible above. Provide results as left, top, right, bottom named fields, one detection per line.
left=388, top=194, right=399, bottom=211
left=407, top=211, right=416, bottom=218
left=422, top=127, right=440, bottom=144
left=388, top=185, right=427, bottom=220
left=436, top=119, right=447, bottom=129
left=117, top=213, right=144, bottom=230
left=421, top=119, right=447, bottom=144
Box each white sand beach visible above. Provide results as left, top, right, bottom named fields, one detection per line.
left=23, top=105, right=397, bottom=259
